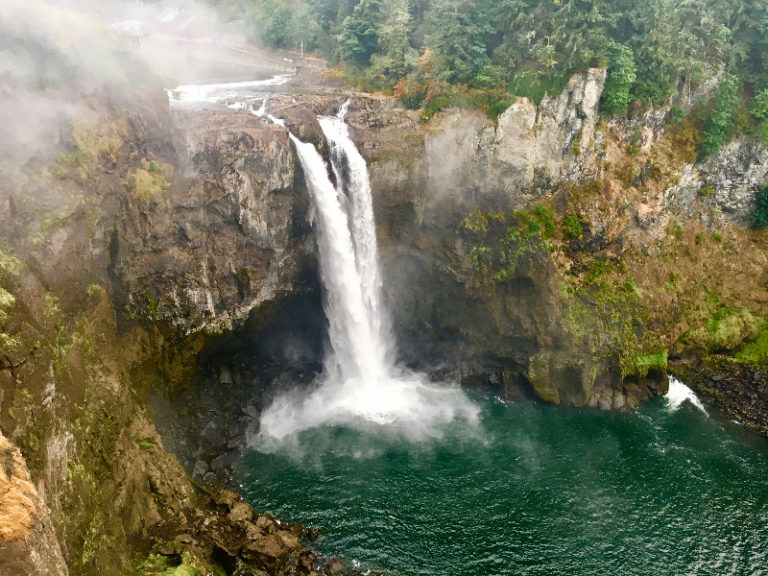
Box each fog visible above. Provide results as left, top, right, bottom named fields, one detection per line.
left=0, top=0, right=271, bottom=178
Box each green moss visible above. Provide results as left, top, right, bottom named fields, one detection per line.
left=82, top=512, right=105, bottom=564
left=735, top=323, right=768, bottom=365
left=664, top=272, right=681, bottom=294
left=633, top=350, right=668, bottom=377
left=138, top=438, right=156, bottom=450
left=136, top=551, right=207, bottom=576
left=532, top=203, right=555, bottom=239
left=562, top=213, right=583, bottom=239
left=459, top=206, right=554, bottom=281
left=626, top=128, right=643, bottom=155
left=562, top=256, right=656, bottom=378
left=698, top=184, right=716, bottom=197
left=0, top=249, right=21, bottom=351
left=0, top=287, right=15, bottom=319
left=684, top=299, right=760, bottom=353
left=0, top=250, right=23, bottom=279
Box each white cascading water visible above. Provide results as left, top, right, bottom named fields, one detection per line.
left=258, top=102, right=478, bottom=442
left=665, top=375, right=708, bottom=415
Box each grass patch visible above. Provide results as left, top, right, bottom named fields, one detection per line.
left=562, top=213, right=583, bottom=239
left=698, top=184, right=716, bottom=197
left=130, top=161, right=173, bottom=203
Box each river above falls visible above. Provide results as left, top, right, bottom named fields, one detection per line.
left=237, top=393, right=768, bottom=576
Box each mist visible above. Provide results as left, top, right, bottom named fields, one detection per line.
left=0, top=0, right=263, bottom=180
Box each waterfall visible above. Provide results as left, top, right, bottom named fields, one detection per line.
left=317, top=108, right=392, bottom=383
left=258, top=102, right=478, bottom=443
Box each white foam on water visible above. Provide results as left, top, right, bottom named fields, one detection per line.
left=258, top=368, right=479, bottom=443
left=167, top=75, right=290, bottom=105
left=250, top=98, right=268, bottom=117
left=665, top=375, right=708, bottom=415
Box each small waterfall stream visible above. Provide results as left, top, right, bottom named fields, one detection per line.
left=258, top=103, right=477, bottom=442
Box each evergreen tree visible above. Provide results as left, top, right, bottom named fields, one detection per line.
left=602, top=40, right=637, bottom=113
left=338, top=0, right=383, bottom=67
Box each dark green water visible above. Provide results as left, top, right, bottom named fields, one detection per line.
left=237, top=396, right=768, bottom=576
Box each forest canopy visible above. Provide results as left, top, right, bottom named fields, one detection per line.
left=207, top=0, right=768, bottom=149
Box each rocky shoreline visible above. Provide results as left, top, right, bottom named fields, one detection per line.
left=672, top=357, right=768, bottom=436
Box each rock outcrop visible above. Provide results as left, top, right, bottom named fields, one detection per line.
left=0, top=433, right=68, bottom=576
left=666, top=137, right=768, bottom=228
left=111, top=108, right=314, bottom=336
left=495, top=68, right=606, bottom=191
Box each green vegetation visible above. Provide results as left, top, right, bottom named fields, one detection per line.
left=633, top=350, right=668, bottom=378
left=753, top=89, right=768, bottom=146
left=0, top=250, right=22, bottom=356
left=735, top=322, right=768, bottom=365
left=698, top=184, right=716, bottom=197
left=459, top=203, right=554, bottom=282
left=699, top=73, right=741, bottom=159
left=602, top=40, right=637, bottom=114
left=683, top=292, right=760, bottom=353
left=562, top=213, right=583, bottom=239
left=563, top=257, right=650, bottom=378
left=211, top=0, right=768, bottom=133
left=135, top=551, right=212, bottom=576
left=751, top=184, right=768, bottom=230
left=131, top=161, right=173, bottom=203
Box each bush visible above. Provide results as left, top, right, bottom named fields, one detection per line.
left=562, top=214, right=583, bottom=239
left=751, top=89, right=768, bottom=147
left=668, top=106, right=684, bottom=124
left=751, top=184, right=768, bottom=230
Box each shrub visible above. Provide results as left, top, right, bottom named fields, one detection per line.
left=698, top=184, right=716, bottom=197
left=532, top=203, right=555, bottom=239
left=751, top=89, right=768, bottom=146
left=751, top=184, right=768, bottom=230
left=668, top=106, right=684, bottom=124
left=562, top=214, right=583, bottom=239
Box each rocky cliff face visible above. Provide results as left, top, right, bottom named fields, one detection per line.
left=494, top=68, right=606, bottom=192
left=666, top=137, right=768, bottom=228
left=0, top=65, right=325, bottom=576
left=111, top=108, right=314, bottom=336
left=323, top=69, right=658, bottom=410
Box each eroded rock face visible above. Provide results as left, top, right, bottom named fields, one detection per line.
left=111, top=109, right=315, bottom=335
left=420, top=67, right=607, bottom=209
left=666, top=137, right=768, bottom=228
left=0, top=432, right=68, bottom=576
left=509, top=67, right=606, bottom=187
left=342, top=71, right=625, bottom=407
